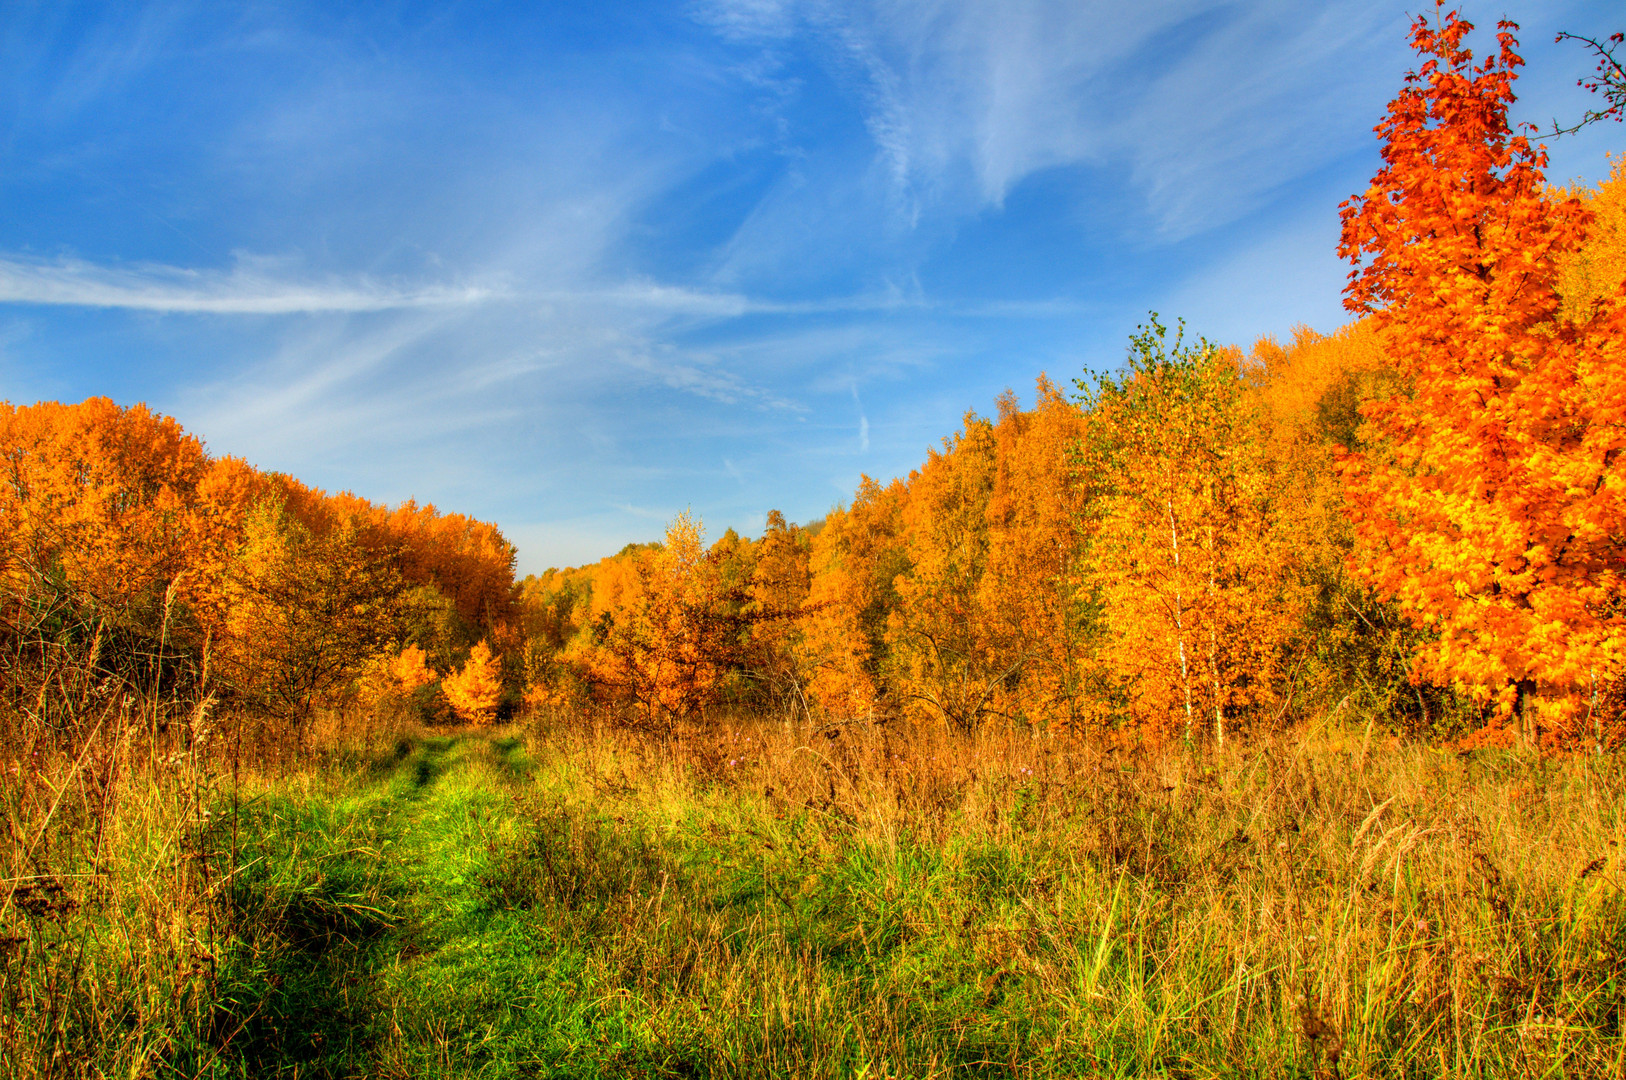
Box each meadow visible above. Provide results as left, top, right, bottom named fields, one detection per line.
left=5, top=678, right=1623, bottom=1079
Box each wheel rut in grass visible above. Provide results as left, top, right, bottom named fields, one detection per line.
left=216, top=731, right=561, bottom=1079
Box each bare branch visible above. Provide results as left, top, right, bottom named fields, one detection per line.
left=1540, top=30, right=1625, bottom=137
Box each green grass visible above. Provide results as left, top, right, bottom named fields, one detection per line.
left=204, top=732, right=680, bottom=1079
left=9, top=717, right=1625, bottom=1078
left=184, top=720, right=1626, bottom=1079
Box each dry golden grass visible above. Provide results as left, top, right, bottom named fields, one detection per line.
left=0, top=592, right=418, bottom=1079
left=5, top=644, right=1623, bottom=1079
left=1, top=636, right=219, bottom=1076
left=500, top=711, right=1626, bottom=1077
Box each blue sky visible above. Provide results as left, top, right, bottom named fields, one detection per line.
left=2, top=0, right=1621, bottom=574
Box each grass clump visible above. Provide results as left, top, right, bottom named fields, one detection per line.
left=0, top=603, right=226, bottom=1079
left=456, top=715, right=1626, bottom=1078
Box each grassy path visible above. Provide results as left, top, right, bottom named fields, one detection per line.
left=211, top=727, right=1054, bottom=1079
left=214, top=732, right=644, bottom=1079
left=202, top=726, right=1626, bottom=1080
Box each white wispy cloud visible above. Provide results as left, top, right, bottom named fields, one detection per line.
left=697, top=0, right=1410, bottom=236
left=21, top=1, right=191, bottom=121
left=31, top=0, right=1603, bottom=578
left=618, top=343, right=803, bottom=409
left=850, top=382, right=870, bottom=453
left=692, top=0, right=798, bottom=43
left=0, top=254, right=496, bottom=314
left=0, top=252, right=925, bottom=322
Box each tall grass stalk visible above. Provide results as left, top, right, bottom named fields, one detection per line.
left=1, top=597, right=220, bottom=1076
left=481, top=712, right=1626, bottom=1077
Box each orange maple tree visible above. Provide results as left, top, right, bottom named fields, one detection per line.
left=1338, top=7, right=1626, bottom=745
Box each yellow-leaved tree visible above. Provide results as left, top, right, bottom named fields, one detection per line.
left=975, top=380, right=1092, bottom=730
left=746, top=510, right=815, bottom=714
left=219, top=500, right=411, bottom=740
left=570, top=513, right=750, bottom=725
left=443, top=640, right=502, bottom=724
left=798, top=477, right=910, bottom=719
left=1075, top=316, right=1315, bottom=747
left=393, top=645, right=438, bottom=694
left=888, top=412, right=999, bottom=733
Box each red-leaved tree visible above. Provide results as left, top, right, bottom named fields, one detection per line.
left=1338, top=6, right=1626, bottom=747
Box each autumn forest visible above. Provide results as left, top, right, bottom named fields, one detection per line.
left=5, top=11, right=1626, bottom=1079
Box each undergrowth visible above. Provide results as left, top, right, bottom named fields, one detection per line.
left=451, top=716, right=1626, bottom=1079
left=6, top=693, right=1624, bottom=1078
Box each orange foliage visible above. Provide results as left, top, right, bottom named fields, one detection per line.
left=1076, top=319, right=1318, bottom=746
left=1248, top=321, right=1391, bottom=448
left=561, top=514, right=751, bottom=723
left=444, top=640, right=503, bottom=723
left=747, top=510, right=815, bottom=707
left=1337, top=9, right=1626, bottom=745
left=275, top=480, right=518, bottom=639
left=0, top=398, right=235, bottom=627
left=26, top=11, right=1626, bottom=753
left=882, top=381, right=1092, bottom=732
left=370, top=499, right=517, bottom=632
left=889, top=410, right=999, bottom=731
left=0, top=396, right=516, bottom=734
left=800, top=478, right=909, bottom=718
left=218, top=500, right=412, bottom=725
left=392, top=644, right=438, bottom=694
left=1559, top=155, right=1626, bottom=323
left=977, top=379, right=1092, bottom=729
left=516, top=513, right=815, bottom=721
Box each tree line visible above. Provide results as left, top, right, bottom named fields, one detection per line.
left=5, top=10, right=1623, bottom=751
left=0, top=398, right=519, bottom=742
left=522, top=12, right=1626, bottom=751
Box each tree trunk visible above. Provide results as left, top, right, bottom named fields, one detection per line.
left=1167, top=497, right=1194, bottom=744
left=1515, top=678, right=1538, bottom=748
